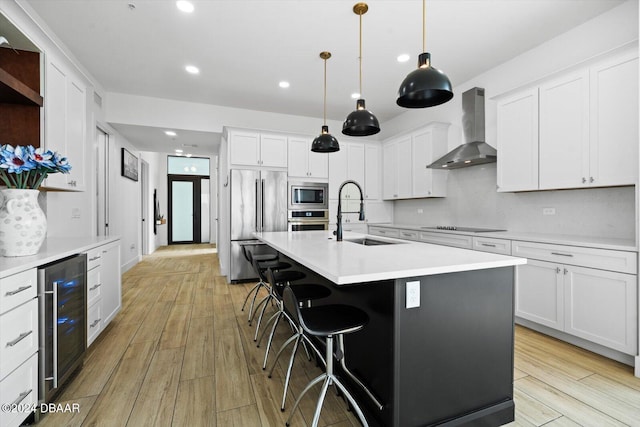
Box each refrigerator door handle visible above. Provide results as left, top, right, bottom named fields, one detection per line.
left=261, top=179, right=265, bottom=232
left=255, top=179, right=259, bottom=231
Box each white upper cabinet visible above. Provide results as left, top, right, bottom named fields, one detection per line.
left=44, top=55, right=87, bottom=191
left=329, top=141, right=366, bottom=201
left=412, top=124, right=449, bottom=198
left=589, top=51, right=639, bottom=187
left=539, top=70, right=589, bottom=190
left=383, top=123, right=449, bottom=200
left=496, top=88, right=539, bottom=192
left=228, top=130, right=287, bottom=168
left=287, top=137, right=328, bottom=179
left=497, top=48, right=638, bottom=192
left=364, top=144, right=380, bottom=200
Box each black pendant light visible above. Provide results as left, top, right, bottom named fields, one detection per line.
left=342, top=2, right=380, bottom=136
left=397, top=0, right=453, bottom=108
left=312, top=52, right=340, bottom=153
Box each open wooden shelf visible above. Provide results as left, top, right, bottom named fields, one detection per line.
left=0, top=67, right=43, bottom=106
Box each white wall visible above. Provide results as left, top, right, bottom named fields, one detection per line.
left=384, top=1, right=638, bottom=240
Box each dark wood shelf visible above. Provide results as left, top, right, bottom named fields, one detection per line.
left=0, top=67, right=43, bottom=106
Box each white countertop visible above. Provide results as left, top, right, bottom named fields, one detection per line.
left=255, top=230, right=526, bottom=285
left=371, top=224, right=637, bottom=252
left=0, top=236, right=120, bottom=279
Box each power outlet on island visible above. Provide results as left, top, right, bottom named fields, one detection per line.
left=406, top=281, right=420, bottom=309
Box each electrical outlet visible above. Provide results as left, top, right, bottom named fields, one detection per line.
left=543, top=207, right=556, bottom=216
left=406, top=281, right=420, bottom=309
left=71, top=208, right=81, bottom=219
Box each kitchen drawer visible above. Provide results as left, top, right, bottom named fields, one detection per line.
left=368, top=227, right=400, bottom=238
left=0, top=353, right=38, bottom=427
left=86, top=247, right=103, bottom=271
left=87, top=268, right=102, bottom=307
left=512, top=241, right=637, bottom=274
left=473, top=237, right=512, bottom=255
left=0, top=269, right=37, bottom=315
left=87, top=301, right=102, bottom=346
left=0, top=299, right=38, bottom=380
left=397, top=230, right=420, bottom=241
left=420, top=231, right=473, bottom=249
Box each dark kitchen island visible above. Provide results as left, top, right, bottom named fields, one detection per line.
left=255, top=230, right=527, bottom=427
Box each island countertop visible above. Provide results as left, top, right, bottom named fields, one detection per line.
left=255, top=230, right=526, bottom=284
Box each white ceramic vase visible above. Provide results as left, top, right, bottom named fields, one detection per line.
left=0, top=189, right=47, bottom=257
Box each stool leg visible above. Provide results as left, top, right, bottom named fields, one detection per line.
left=261, top=311, right=283, bottom=369
left=337, top=335, right=384, bottom=410
left=253, top=293, right=274, bottom=341
left=245, top=281, right=266, bottom=322
left=267, top=333, right=298, bottom=378
left=241, top=282, right=260, bottom=312
left=257, top=308, right=281, bottom=347
left=331, top=377, right=369, bottom=427
left=311, top=377, right=331, bottom=427
left=280, top=333, right=302, bottom=411
left=248, top=293, right=269, bottom=325
left=285, top=373, right=326, bottom=427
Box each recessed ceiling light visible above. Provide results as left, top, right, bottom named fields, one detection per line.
left=175, top=149, right=183, bottom=153
left=185, top=153, right=192, bottom=158
left=165, top=130, right=177, bottom=137
left=185, top=65, right=200, bottom=74
left=279, top=81, right=290, bottom=89
left=176, top=1, right=194, bottom=13
left=397, top=54, right=411, bottom=63
left=351, top=92, right=360, bottom=99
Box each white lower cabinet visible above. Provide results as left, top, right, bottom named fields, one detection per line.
left=0, top=269, right=38, bottom=427
left=85, top=241, right=121, bottom=346
left=514, top=240, right=637, bottom=355
left=0, top=353, right=38, bottom=427
left=515, top=259, right=565, bottom=330
left=564, top=266, right=636, bottom=354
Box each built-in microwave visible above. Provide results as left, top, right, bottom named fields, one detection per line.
left=288, top=182, right=328, bottom=210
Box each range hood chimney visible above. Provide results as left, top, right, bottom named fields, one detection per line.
left=427, top=87, right=497, bottom=169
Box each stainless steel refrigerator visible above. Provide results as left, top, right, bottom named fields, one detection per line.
left=229, top=169, right=287, bottom=282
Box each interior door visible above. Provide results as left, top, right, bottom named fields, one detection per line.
left=168, top=175, right=201, bottom=244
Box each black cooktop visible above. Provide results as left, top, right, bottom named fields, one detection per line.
left=421, top=226, right=507, bottom=233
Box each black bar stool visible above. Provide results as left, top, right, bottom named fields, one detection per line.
left=282, top=285, right=375, bottom=427
left=258, top=268, right=330, bottom=369
left=252, top=266, right=306, bottom=342
left=242, top=247, right=292, bottom=327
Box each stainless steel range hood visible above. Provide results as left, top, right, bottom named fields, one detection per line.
left=427, top=87, right=497, bottom=169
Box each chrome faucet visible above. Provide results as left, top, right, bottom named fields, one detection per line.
left=335, top=180, right=365, bottom=241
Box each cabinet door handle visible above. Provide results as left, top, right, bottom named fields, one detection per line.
left=556, top=267, right=561, bottom=273
left=481, top=243, right=496, bottom=248
left=6, top=330, right=33, bottom=347
left=551, top=252, right=573, bottom=257
left=401, top=233, right=413, bottom=237
left=589, top=177, right=594, bottom=183
left=89, top=256, right=101, bottom=261
left=582, top=177, right=586, bottom=184
left=90, top=319, right=101, bottom=328
left=89, top=283, right=102, bottom=291
left=5, top=285, right=32, bottom=296
left=564, top=268, right=568, bottom=275
left=11, top=389, right=32, bottom=406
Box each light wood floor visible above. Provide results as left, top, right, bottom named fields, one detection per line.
left=36, top=245, right=640, bottom=427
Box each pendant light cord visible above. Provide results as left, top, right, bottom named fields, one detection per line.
left=422, top=0, right=426, bottom=52
left=323, top=56, right=327, bottom=126
left=359, top=11, right=363, bottom=96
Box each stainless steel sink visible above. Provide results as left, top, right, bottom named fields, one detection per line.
left=344, top=237, right=403, bottom=246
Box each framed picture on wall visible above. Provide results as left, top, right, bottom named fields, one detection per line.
left=121, top=147, right=139, bottom=181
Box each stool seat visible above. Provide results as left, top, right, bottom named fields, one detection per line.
left=300, top=305, right=368, bottom=336
left=273, top=270, right=306, bottom=284
left=275, top=283, right=330, bottom=301
left=258, top=260, right=291, bottom=271
left=252, top=253, right=278, bottom=262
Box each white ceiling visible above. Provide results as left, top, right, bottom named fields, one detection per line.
left=19, top=0, right=626, bottom=155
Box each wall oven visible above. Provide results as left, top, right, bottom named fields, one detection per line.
left=288, top=182, right=328, bottom=210
left=38, top=254, right=87, bottom=405
left=288, top=210, right=330, bottom=231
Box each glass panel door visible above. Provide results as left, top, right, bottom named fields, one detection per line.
left=171, top=180, right=194, bottom=242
